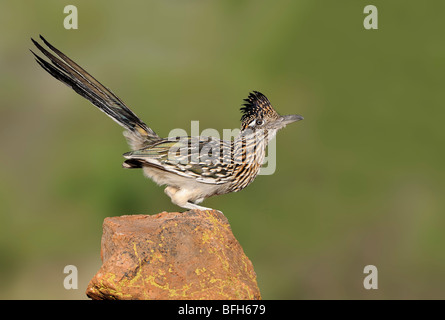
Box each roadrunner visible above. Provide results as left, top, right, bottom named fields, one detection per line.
left=31, top=35, right=303, bottom=211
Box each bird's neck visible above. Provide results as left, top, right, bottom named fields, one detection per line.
left=233, top=128, right=274, bottom=167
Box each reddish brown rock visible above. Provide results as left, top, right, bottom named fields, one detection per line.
left=86, top=210, right=261, bottom=300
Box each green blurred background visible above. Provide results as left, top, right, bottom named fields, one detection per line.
left=1, top=0, right=444, bottom=299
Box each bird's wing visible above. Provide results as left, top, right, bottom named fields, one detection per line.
left=123, top=137, right=235, bottom=184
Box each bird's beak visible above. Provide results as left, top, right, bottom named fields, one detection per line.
left=267, top=114, right=303, bottom=130
left=281, top=114, right=304, bottom=125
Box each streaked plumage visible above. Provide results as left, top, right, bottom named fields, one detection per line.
left=31, top=35, right=303, bottom=211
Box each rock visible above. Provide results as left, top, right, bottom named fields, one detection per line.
left=86, top=210, right=261, bottom=300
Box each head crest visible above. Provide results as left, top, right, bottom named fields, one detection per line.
left=240, top=91, right=277, bottom=129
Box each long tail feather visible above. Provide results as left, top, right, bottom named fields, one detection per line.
left=31, top=35, right=160, bottom=149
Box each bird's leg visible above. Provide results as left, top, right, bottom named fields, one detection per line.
left=189, top=198, right=218, bottom=211
left=164, top=186, right=214, bottom=211
left=183, top=202, right=214, bottom=211
left=164, top=186, right=179, bottom=198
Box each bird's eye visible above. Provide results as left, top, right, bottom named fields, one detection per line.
left=256, top=119, right=263, bottom=126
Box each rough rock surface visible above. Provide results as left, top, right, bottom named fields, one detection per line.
left=86, top=210, right=261, bottom=300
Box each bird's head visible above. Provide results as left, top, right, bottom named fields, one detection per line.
left=240, top=91, right=303, bottom=134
